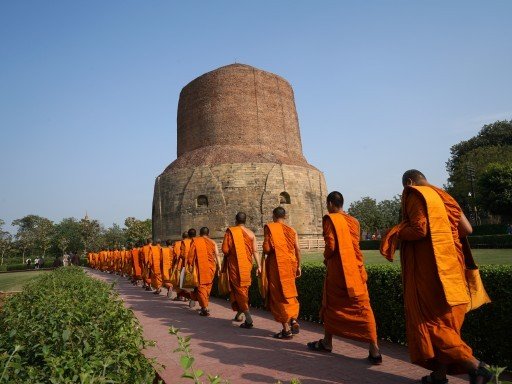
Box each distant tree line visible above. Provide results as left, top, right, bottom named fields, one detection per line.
left=0, top=216, right=151, bottom=265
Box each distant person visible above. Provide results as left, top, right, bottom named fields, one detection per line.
left=26, top=258, right=32, bottom=268
left=187, top=227, right=221, bottom=316
left=262, top=207, right=301, bottom=339
left=62, top=253, right=70, bottom=267
left=507, top=224, right=512, bottom=235
left=71, top=252, right=80, bottom=266
left=53, top=256, right=62, bottom=268
left=38, top=257, right=44, bottom=269
left=307, top=191, right=381, bottom=365
left=381, top=170, right=493, bottom=383
left=34, top=257, right=40, bottom=269
left=222, top=212, right=260, bottom=329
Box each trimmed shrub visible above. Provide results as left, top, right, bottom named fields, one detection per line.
left=0, top=267, right=155, bottom=383
left=359, top=240, right=381, bottom=250
left=214, top=264, right=512, bottom=368
left=468, top=234, right=512, bottom=248
left=472, top=224, right=508, bottom=236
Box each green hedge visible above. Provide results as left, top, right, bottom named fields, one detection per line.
left=0, top=267, right=155, bottom=383
left=468, top=234, right=512, bottom=248
left=214, top=264, right=512, bottom=368
left=472, top=224, right=508, bottom=236
left=359, top=240, right=381, bottom=250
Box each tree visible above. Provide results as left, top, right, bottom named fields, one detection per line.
left=377, top=195, right=401, bottom=230
left=34, top=217, right=55, bottom=257
left=0, top=219, right=13, bottom=265
left=79, top=217, right=101, bottom=253
left=445, top=120, right=512, bottom=213
left=124, top=217, right=152, bottom=245
left=348, top=197, right=382, bottom=235
left=103, top=223, right=126, bottom=249
left=53, top=218, right=82, bottom=255
left=478, top=163, right=512, bottom=219
left=12, top=215, right=38, bottom=263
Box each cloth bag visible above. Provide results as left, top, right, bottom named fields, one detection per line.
left=180, top=265, right=198, bottom=291
left=461, top=237, right=491, bottom=312
left=217, top=259, right=230, bottom=296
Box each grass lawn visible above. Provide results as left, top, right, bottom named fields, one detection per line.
left=301, top=248, right=512, bottom=266
left=0, top=270, right=49, bottom=292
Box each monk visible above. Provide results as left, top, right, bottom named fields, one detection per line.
left=262, top=207, right=301, bottom=339
left=187, top=227, right=221, bottom=316
left=180, top=229, right=196, bottom=302
left=162, top=239, right=174, bottom=296
left=307, top=191, right=382, bottom=365
left=171, top=232, right=188, bottom=301
left=150, top=240, right=163, bottom=294
left=222, top=212, right=260, bottom=329
left=130, top=242, right=143, bottom=285
left=381, top=170, right=493, bottom=384
left=141, top=238, right=152, bottom=291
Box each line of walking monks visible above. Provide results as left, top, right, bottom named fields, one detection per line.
left=87, top=170, right=494, bottom=384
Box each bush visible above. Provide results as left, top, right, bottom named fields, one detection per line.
left=468, top=234, right=512, bottom=248
left=359, top=240, right=381, bottom=250
left=472, top=224, right=508, bottom=236
left=0, top=267, right=155, bottom=383
left=213, top=264, right=512, bottom=368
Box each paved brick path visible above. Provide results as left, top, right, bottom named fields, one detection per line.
left=87, top=269, right=468, bottom=384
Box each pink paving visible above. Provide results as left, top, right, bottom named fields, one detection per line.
left=87, top=269, right=469, bottom=384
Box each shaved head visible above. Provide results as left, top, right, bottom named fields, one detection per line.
left=402, top=169, right=427, bottom=187
left=235, top=212, right=246, bottom=225
left=188, top=228, right=196, bottom=238
left=182, top=232, right=188, bottom=239
left=200, top=227, right=209, bottom=236
left=273, top=206, right=286, bottom=219
left=327, top=191, right=344, bottom=209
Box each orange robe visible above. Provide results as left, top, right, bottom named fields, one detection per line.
left=150, top=245, right=163, bottom=289
left=141, top=245, right=152, bottom=285
left=99, top=251, right=107, bottom=271
left=398, top=185, right=472, bottom=374
left=177, top=239, right=193, bottom=298
left=263, top=222, right=300, bottom=323
left=321, top=212, right=378, bottom=343
left=162, top=246, right=173, bottom=288
left=188, top=237, right=217, bottom=308
left=131, top=248, right=142, bottom=280
left=222, top=226, right=254, bottom=312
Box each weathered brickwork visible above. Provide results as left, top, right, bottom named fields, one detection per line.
left=153, top=64, right=328, bottom=240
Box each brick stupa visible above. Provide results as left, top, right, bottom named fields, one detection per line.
left=152, top=64, right=327, bottom=239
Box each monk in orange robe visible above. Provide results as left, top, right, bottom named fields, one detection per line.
left=150, top=240, right=163, bottom=293
left=162, top=239, right=174, bottom=296
left=221, top=212, right=260, bottom=329
left=187, top=227, right=221, bottom=316
left=262, top=207, right=301, bottom=339
left=169, top=232, right=187, bottom=300
left=130, top=243, right=143, bottom=285
left=179, top=229, right=197, bottom=302
left=381, top=170, right=493, bottom=384
left=141, top=239, right=152, bottom=291
left=307, top=191, right=382, bottom=365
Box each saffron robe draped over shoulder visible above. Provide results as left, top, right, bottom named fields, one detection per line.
left=141, top=245, right=152, bottom=285
left=398, top=185, right=473, bottom=374
left=262, top=222, right=300, bottom=323
left=162, top=246, right=173, bottom=288
left=189, top=237, right=217, bottom=308
left=222, top=226, right=254, bottom=312
left=321, top=212, right=378, bottom=343
left=131, top=248, right=142, bottom=280
left=150, top=245, right=163, bottom=289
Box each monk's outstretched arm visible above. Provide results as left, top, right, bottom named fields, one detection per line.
left=458, top=212, right=473, bottom=237
left=262, top=226, right=272, bottom=254
left=398, top=192, right=428, bottom=241
left=323, top=218, right=336, bottom=260
left=294, top=231, right=302, bottom=277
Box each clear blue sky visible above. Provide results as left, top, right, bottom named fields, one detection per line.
left=1, top=1, right=511, bottom=233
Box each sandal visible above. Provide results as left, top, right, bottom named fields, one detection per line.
left=306, top=339, right=332, bottom=353
left=239, top=321, right=254, bottom=329
left=367, top=352, right=383, bottom=365
left=469, top=362, right=494, bottom=384
left=290, top=319, right=300, bottom=335
left=233, top=314, right=244, bottom=322
left=273, top=329, right=293, bottom=339
left=421, top=373, right=448, bottom=384
left=199, top=308, right=210, bottom=317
